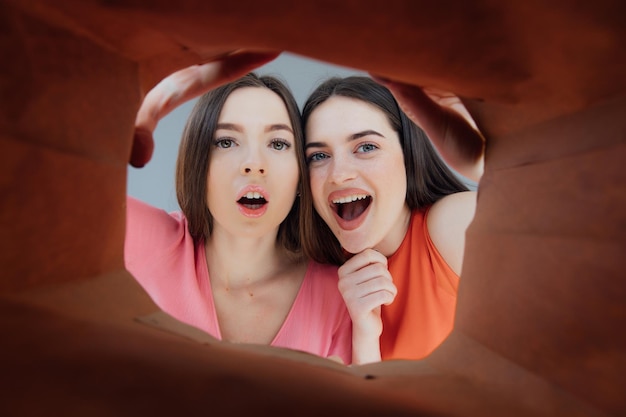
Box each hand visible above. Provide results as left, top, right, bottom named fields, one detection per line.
left=338, top=249, right=397, bottom=364
left=370, top=75, right=485, bottom=183
left=131, top=50, right=280, bottom=168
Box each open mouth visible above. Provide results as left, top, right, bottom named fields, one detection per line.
left=332, top=194, right=371, bottom=221
left=238, top=191, right=267, bottom=210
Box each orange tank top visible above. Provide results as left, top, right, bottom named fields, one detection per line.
left=381, top=208, right=459, bottom=360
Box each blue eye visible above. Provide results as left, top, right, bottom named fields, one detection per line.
left=214, top=138, right=235, bottom=148
left=357, top=143, right=378, bottom=153
left=271, top=139, right=291, bottom=151
left=306, top=152, right=328, bottom=164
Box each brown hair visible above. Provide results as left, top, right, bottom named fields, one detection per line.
left=300, top=76, right=469, bottom=265
left=175, top=73, right=306, bottom=255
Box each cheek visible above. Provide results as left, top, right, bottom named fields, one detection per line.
left=205, top=177, right=219, bottom=210
left=206, top=163, right=226, bottom=204
left=388, top=163, right=408, bottom=207
left=386, top=148, right=407, bottom=185
left=391, top=162, right=407, bottom=187
left=278, top=158, right=300, bottom=190
left=308, top=169, right=326, bottom=202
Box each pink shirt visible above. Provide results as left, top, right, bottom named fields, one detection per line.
left=124, top=197, right=352, bottom=364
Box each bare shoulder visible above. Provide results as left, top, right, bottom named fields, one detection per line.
left=428, top=191, right=477, bottom=228
left=426, top=191, right=478, bottom=276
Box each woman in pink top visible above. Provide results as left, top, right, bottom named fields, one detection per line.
left=127, top=57, right=351, bottom=364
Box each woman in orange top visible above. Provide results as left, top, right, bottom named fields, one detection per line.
left=301, top=76, right=484, bottom=364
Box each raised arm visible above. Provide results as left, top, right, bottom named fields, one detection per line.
left=371, top=76, right=485, bottom=183
left=130, top=51, right=279, bottom=168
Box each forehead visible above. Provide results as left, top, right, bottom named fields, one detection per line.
left=219, top=86, right=291, bottom=124
left=305, top=96, right=392, bottom=140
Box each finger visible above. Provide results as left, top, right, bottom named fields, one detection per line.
left=356, top=290, right=397, bottom=313
left=340, top=272, right=396, bottom=302
left=339, top=261, right=390, bottom=286
left=129, top=127, right=154, bottom=168
left=370, top=290, right=396, bottom=307
left=355, top=276, right=397, bottom=300
left=338, top=266, right=390, bottom=295
left=339, top=248, right=388, bottom=275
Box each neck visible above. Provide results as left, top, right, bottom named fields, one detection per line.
left=204, top=230, right=299, bottom=290
left=376, top=204, right=412, bottom=258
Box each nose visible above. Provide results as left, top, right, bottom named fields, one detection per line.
left=328, top=155, right=356, bottom=184
left=240, top=147, right=266, bottom=176
left=243, top=166, right=265, bottom=174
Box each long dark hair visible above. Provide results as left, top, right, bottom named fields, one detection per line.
left=176, top=73, right=306, bottom=255
left=300, top=76, right=468, bottom=265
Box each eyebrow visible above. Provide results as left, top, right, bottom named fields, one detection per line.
left=305, top=129, right=385, bottom=150
left=216, top=123, right=242, bottom=132
left=216, top=123, right=294, bottom=134
left=267, top=123, right=294, bottom=134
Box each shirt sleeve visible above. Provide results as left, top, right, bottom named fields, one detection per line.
left=124, top=196, right=188, bottom=292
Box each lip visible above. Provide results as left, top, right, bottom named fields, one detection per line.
left=237, top=185, right=269, bottom=218
left=327, top=188, right=371, bottom=231
left=237, top=185, right=269, bottom=201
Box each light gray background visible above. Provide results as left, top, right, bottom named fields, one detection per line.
left=127, top=52, right=475, bottom=212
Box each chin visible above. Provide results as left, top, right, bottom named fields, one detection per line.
left=338, top=239, right=368, bottom=256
